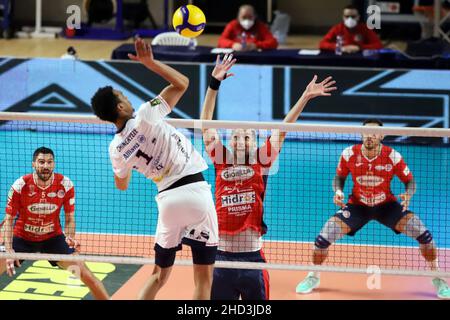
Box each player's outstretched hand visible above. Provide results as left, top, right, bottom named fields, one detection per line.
left=128, top=37, right=154, bottom=66
left=212, top=54, right=237, bottom=81
left=304, top=75, right=337, bottom=99
left=399, top=193, right=412, bottom=212
left=333, top=190, right=345, bottom=207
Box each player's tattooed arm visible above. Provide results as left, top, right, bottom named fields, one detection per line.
left=333, top=175, right=347, bottom=207
left=399, top=177, right=416, bottom=212
left=404, top=177, right=416, bottom=196
left=332, top=175, right=346, bottom=193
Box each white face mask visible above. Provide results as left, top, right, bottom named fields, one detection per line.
left=240, top=19, right=255, bottom=30
left=344, top=17, right=358, bottom=29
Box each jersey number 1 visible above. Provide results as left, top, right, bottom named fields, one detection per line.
left=136, top=149, right=153, bottom=165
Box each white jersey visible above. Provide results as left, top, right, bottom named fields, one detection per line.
left=219, top=229, right=263, bottom=253
left=109, top=96, right=208, bottom=191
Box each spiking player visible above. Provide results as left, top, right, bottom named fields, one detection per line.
left=201, top=54, right=336, bottom=300
left=0, top=147, right=109, bottom=300
left=91, top=38, right=218, bottom=300
left=296, top=119, right=450, bottom=299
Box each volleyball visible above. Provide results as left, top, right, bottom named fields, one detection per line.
left=172, top=5, right=206, bottom=38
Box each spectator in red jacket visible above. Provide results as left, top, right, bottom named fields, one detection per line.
left=218, top=4, right=278, bottom=51
left=319, top=4, right=383, bottom=53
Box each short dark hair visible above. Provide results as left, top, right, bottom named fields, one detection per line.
left=363, top=119, right=383, bottom=126
left=91, top=86, right=119, bottom=123
left=344, top=4, right=359, bottom=13
left=33, top=147, right=54, bottom=161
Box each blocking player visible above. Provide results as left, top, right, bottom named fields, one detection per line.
left=0, top=147, right=109, bottom=300
left=91, top=38, right=218, bottom=300
left=201, top=54, right=337, bottom=299
left=296, top=119, right=450, bottom=299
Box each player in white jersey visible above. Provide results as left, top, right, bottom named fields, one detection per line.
left=91, top=38, right=218, bottom=300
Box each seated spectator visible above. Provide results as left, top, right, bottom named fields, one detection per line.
left=218, top=4, right=278, bottom=51
left=319, top=4, right=383, bottom=53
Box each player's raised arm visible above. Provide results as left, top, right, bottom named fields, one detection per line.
left=270, top=75, right=337, bottom=152
left=128, top=38, right=189, bottom=109
left=201, top=54, right=236, bottom=158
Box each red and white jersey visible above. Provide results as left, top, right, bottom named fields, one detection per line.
left=337, top=144, right=413, bottom=206
left=5, top=173, right=75, bottom=241
left=209, top=138, right=279, bottom=236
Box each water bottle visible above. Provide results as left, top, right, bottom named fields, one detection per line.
left=270, top=10, right=291, bottom=45
left=241, top=32, right=247, bottom=50
left=335, top=35, right=343, bottom=56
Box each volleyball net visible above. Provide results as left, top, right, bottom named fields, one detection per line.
left=0, top=112, right=449, bottom=278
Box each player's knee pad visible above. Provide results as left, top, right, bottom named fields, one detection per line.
left=154, top=244, right=180, bottom=268
left=417, top=230, right=433, bottom=245
left=403, top=215, right=428, bottom=240
left=314, top=235, right=331, bottom=250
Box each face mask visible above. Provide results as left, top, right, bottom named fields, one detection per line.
left=344, top=17, right=358, bottom=29
left=240, top=19, right=255, bottom=30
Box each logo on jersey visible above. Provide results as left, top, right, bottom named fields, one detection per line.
left=137, top=135, right=146, bottom=144
left=403, top=166, right=410, bottom=176
left=117, top=129, right=138, bottom=152
left=27, top=203, right=59, bottom=215
left=123, top=143, right=140, bottom=160
left=57, top=190, right=65, bottom=198
left=221, top=191, right=256, bottom=207
left=221, top=166, right=255, bottom=182
left=24, top=223, right=55, bottom=235
left=150, top=98, right=161, bottom=107
left=186, top=229, right=210, bottom=242
left=171, top=133, right=190, bottom=162
left=28, top=185, right=36, bottom=197
left=356, top=175, right=384, bottom=187
left=375, top=164, right=393, bottom=172
left=359, top=193, right=386, bottom=206
left=341, top=209, right=351, bottom=219
left=47, top=192, right=57, bottom=198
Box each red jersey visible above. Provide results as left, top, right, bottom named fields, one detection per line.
left=218, top=19, right=278, bottom=50
left=209, top=139, right=279, bottom=236
left=337, top=144, right=413, bottom=207
left=319, top=22, right=383, bottom=51
left=5, top=173, right=75, bottom=241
